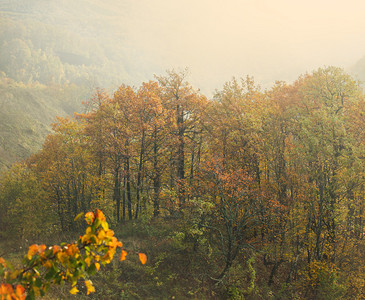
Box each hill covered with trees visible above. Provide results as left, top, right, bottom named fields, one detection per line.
left=0, top=0, right=152, bottom=171
left=0, top=67, right=364, bottom=299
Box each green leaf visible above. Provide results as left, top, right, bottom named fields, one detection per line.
left=87, top=263, right=97, bottom=276
left=34, top=277, right=42, bottom=287
left=73, top=269, right=80, bottom=278
left=26, top=290, right=35, bottom=300
left=44, top=267, right=57, bottom=280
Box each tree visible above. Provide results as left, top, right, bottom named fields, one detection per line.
left=192, top=159, right=261, bottom=279
left=135, top=81, right=170, bottom=217
left=156, top=69, right=207, bottom=208
left=0, top=163, right=53, bottom=240
left=209, top=77, right=264, bottom=179
left=28, top=117, right=103, bottom=231
left=294, top=67, right=362, bottom=263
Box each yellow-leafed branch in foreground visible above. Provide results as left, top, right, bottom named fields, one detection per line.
left=0, top=209, right=146, bottom=300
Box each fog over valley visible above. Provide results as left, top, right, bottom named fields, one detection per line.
left=125, top=0, right=365, bottom=92
left=1, top=0, right=365, bottom=168
left=1, top=0, right=365, bottom=92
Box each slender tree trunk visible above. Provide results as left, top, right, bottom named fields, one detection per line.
left=113, top=166, right=121, bottom=222
left=125, top=156, right=133, bottom=220
left=66, top=183, right=76, bottom=230
left=55, top=187, right=65, bottom=231
left=196, top=134, right=202, bottom=172
left=122, top=174, right=126, bottom=222
left=268, top=260, right=284, bottom=286
left=189, top=134, right=196, bottom=188
left=135, top=130, right=145, bottom=219
left=315, top=180, right=324, bottom=260
left=177, top=107, right=185, bottom=206
left=81, top=173, right=86, bottom=212
left=153, top=129, right=161, bottom=217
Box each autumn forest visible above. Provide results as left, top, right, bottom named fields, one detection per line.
left=1, top=0, right=365, bottom=298
left=0, top=66, right=364, bottom=299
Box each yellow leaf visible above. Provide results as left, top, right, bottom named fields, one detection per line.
left=9, top=270, right=20, bottom=280
left=138, top=253, right=147, bottom=264
left=74, top=212, right=84, bottom=221
left=120, top=250, right=127, bottom=261
left=105, top=229, right=115, bottom=238
left=101, top=221, right=109, bottom=231
left=84, top=257, right=91, bottom=267
left=85, top=280, right=95, bottom=295
left=95, top=262, right=100, bottom=271
left=69, top=286, right=79, bottom=295
left=56, top=252, right=68, bottom=264
left=97, top=229, right=106, bottom=240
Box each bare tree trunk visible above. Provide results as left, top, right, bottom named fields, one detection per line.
left=113, top=167, right=121, bottom=222
left=177, top=107, right=185, bottom=206
left=135, top=130, right=145, bottom=219
left=153, top=130, right=161, bottom=217
left=125, top=156, right=132, bottom=220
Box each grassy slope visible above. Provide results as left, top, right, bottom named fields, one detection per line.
left=0, top=218, right=221, bottom=300
left=0, top=77, right=90, bottom=172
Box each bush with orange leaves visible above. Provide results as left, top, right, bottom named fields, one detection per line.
left=0, top=209, right=146, bottom=300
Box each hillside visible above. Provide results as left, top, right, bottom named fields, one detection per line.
left=0, top=0, right=150, bottom=171
left=0, top=74, right=91, bottom=171
left=0, top=67, right=364, bottom=299
left=351, top=55, right=365, bottom=85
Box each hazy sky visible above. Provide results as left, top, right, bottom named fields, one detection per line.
left=122, top=0, right=365, bottom=93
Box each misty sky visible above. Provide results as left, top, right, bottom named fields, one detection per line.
left=121, top=0, right=365, bottom=93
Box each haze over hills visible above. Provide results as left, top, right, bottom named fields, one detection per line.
left=2, top=0, right=365, bottom=92
left=1, top=0, right=365, bottom=171
left=0, top=0, right=148, bottom=171
left=0, top=0, right=138, bottom=87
